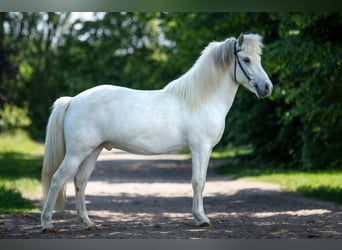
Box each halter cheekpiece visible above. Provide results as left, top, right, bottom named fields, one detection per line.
left=233, top=40, right=252, bottom=83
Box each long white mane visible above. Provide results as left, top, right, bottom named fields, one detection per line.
left=164, top=34, right=263, bottom=110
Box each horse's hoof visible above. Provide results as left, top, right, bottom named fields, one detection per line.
left=42, top=227, right=56, bottom=233
left=199, top=222, right=212, bottom=228
left=86, top=225, right=97, bottom=231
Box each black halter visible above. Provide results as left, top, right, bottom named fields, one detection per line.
left=234, top=41, right=252, bottom=83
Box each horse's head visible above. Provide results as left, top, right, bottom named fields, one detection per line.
left=232, top=33, right=273, bottom=98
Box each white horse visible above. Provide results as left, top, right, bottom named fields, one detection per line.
left=41, top=33, right=273, bottom=232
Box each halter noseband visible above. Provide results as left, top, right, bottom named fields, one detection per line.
left=234, top=41, right=252, bottom=83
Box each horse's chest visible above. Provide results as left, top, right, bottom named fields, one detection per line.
left=189, top=110, right=226, bottom=146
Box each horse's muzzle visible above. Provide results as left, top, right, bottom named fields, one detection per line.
left=255, top=81, right=273, bottom=98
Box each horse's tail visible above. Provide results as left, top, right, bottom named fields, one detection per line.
left=41, top=96, right=72, bottom=211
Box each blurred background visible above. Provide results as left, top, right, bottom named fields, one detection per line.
left=1, top=12, right=340, bottom=170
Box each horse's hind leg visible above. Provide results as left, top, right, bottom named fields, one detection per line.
left=41, top=153, right=85, bottom=232
left=74, top=146, right=102, bottom=230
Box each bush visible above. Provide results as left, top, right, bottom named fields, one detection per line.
left=0, top=104, right=32, bottom=132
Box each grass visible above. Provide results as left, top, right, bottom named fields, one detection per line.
left=0, top=130, right=44, bottom=213
left=211, top=145, right=253, bottom=158
left=216, top=157, right=342, bottom=204
left=0, top=129, right=44, bottom=154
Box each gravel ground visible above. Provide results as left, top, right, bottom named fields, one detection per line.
left=0, top=149, right=341, bottom=239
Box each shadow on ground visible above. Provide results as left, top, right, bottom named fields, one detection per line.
left=0, top=153, right=341, bottom=239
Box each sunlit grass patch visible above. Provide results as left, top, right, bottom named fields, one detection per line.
left=0, top=130, right=43, bottom=213
left=217, top=163, right=342, bottom=204
left=211, top=145, right=253, bottom=158
left=0, top=129, right=44, bottom=154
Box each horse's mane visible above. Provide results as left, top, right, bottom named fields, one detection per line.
left=164, top=34, right=263, bottom=111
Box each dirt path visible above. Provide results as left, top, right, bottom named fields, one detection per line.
left=1, top=149, right=341, bottom=239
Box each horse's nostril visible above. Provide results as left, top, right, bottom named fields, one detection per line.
left=265, top=83, right=269, bottom=91
left=254, top=83, right=260, bottom=93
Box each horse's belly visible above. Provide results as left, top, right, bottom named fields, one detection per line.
left=105, top=133, right=188, bottom=155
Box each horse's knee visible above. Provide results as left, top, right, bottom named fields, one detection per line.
left=192, top=178, right=205, bottom=192
left=74, top=174, right=86, bottom=186
left=74, top=170, right=90, bottom=192
left=50, top=174, right=65, bottom=191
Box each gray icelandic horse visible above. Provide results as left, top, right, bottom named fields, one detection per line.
left=41, top=33, right=273, bottom=232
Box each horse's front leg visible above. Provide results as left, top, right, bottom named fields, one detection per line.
left=191, top=145, right=212, bottom=227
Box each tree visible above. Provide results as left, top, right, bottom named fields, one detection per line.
left=0, top=13, right=22, bottom=106
left=265, top=13, right=342, bottom=169
left=161, top=12, right=341, bottom=169
left=1, top=12, right=340, bottom=169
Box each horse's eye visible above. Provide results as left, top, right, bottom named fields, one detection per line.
left=243, top=57, right=251, bottom=63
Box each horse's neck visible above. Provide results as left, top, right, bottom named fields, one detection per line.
left=165, top=66, right=238, bottom=114
left=208, top=74, right=240, bottom=116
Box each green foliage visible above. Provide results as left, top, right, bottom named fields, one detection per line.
left=264, top=13, right=342, bottom=169
left=0, top=129, right=44, bottom=154
left=0, top=104, right=32, bottom=131
left=218, top=13, right=342, bottom=170
left=1, top=12, right=340, bottom=170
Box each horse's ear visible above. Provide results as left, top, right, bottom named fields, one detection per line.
left=238, top=32, right=244, bottom=46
